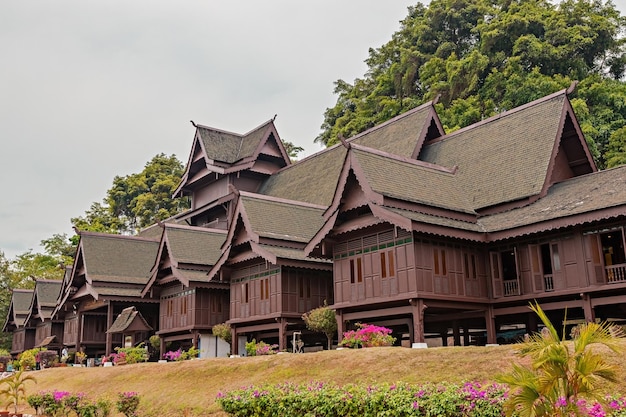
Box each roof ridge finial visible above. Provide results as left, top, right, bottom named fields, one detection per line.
left=338, top=133, right=351, bottom=149
left=272, top=114, right=277, bottom=122
left=432, top=93, right=441, bottom=105
left=190, top=120, right=198, bottom=128
left=566, top=81, right=578, bottom=95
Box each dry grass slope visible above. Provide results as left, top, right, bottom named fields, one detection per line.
left=26, top=341, right=626, bottom=417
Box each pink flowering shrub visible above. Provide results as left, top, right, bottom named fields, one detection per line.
left=217, top=382, right=626, bottom=417
left=339, top=323, right=396, bottom=348
left=163, top=348, right=183, bottom=361
left=245, top=339, right=279, bottom=356
left=27, top=390, right=111, bottom=417
left=116, top=391, right=140, bottom=417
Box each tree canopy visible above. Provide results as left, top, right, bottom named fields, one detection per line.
left=317, top=0, right=626, bottom=169
left=71, top=153, right=190, bottom=235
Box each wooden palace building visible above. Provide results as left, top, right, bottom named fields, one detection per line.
left=5, top=86, right=626, bottom=357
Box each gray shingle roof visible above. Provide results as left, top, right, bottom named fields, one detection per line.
left=352, top=148, right=474, bottom=214
left=35, top=280, right=62, bottom=308
left=197, top=120, right=272, bottom=164
left=240, top=194, right=326, bottom=243
left=259, top=145, right=348, bottom=207
left=351, top=105, right=433, bottom=157
left=259, top=103, right=437, bottom=207
left=384, top=165, right=626, bottom=238
left=13, top=290, right=34, bottom=316
left=96, top=287, right=144, bottom=297
left=258, top=244, right=332, bottom=263
left=420, top=92, right=566, bottom=210
left=80, top=233, right=159, bottom=285
left=165, top=225, right=226, bottom=265
left=107, top=306, right=152, bottom=333
left=480, top=164, right=626, bottom=232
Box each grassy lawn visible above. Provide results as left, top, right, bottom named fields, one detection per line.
left=22, top=341, right=626, bottom=417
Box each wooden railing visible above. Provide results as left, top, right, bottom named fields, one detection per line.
left=503, top=280, right=520, bottom=296
left=606, top=264, right=626, bottom=283
left=543, top=274, right=554, bottom=291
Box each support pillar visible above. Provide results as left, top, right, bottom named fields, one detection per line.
left=105, top=302, right=114, bottom=356
left=527, top=312, right=538, bottom=334
left=410, top=299, right=426, bottom=344
left=160, top=336, right=166, bottom=359
left=452, top=320, right=461, bottom=346
left=230, top=326, right=238, bottom=355
left=439, top=327, right=448, bottom=346
left=582, top=293, right=595, bottom=323
left=463, top=325, right=470, bottom=346
left=485, top=306, right=497, bottom=345
left=335, top=310, right=344, bottom=345
left=192, top=331, right=199, bottom=349
left=278, top=318, right=287, bottom=351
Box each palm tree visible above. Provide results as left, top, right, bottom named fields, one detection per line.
left=499, top=301, right=623, bottom=417
left=0, top=369, right=37, bottom=414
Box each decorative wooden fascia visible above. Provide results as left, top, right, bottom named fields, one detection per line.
left=70, top=283, right=99, bottom=302
left=220, top=197, right=259, bottom=254
left=322, top=147, right=382, bottom=220
left=175, top=191, right=237, bottom=224
left=368, top=204, right=413, bottom=233
left=348, top=152, right=385, bottom=206
left=169, top=268, right=190, bottom=288
left=248, top=241, right=278, bottom=265
left=141, top=230, right=171, bottom=297
left=304, top=210, right=339, bottom=257
left=173, top=130, right=205, bottom=198
left=539, top=93, right=598, bottom=199
left=54, top=237, right=87, bottom=316
left=206, top=244, right=232, bottom=282
left=411, top=101, right=446, bottom=159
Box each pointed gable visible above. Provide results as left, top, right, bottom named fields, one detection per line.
left=143, top=224, right=227, bottom=292
left=106, top=306, right=153, bottom=334
left=351, top=101, right=444, bottom=158
left=26, top=279, right=62, bottom=322
left=174, top=119, right=291, bottom=198
left=57, top=232, right=160, bottom=306
left=259, top=101, right=442, bottom=207
left=80, top=233, right=160, bottom=284
left=419, top=90, right=593, bottom=212
left=208, top=192, right=330, bottom=279
left=3, top=289, right=34, bottom=331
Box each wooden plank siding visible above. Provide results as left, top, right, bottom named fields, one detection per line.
left=333, top=228, right=490, bottom=304
left=159, top=287, right=228, bottom=332
left=230, top=262, right=333, bottom=320
left=81, top=313, right=107, bottom=345
left=63, top=316, right=78, bottom=347
left=489, top=225, right=626, bottom=299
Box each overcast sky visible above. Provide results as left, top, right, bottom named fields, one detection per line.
left=2, top=1, right=626, bottom=261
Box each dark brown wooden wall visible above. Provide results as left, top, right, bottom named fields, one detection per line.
left=230, top=262, right=332, bottom=320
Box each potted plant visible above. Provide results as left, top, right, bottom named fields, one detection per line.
left=0, top=369, right=37, bottom=417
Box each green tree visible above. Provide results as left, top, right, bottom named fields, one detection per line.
left=318, top=0, right=626, bottom=168
left=302, top=302, right=337, bottom=350
left=72, top=153, right=189, bottom=235
left=498, top=302, right=623, bottom=417
left=283, top=140, right=304, bottom=161
left=212, top=323, right=232, bottom=345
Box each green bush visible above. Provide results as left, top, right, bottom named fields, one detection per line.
left=18, top=348, right=39, bottom=369
left=114, top=344, right=148, bottom=364
left=212, top=323, right=232, bottom=345
left=217, top=382, right=626, bottom=417
left=217, top=382, right=508, bottom=417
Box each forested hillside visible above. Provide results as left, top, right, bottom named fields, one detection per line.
left=318, top=0, right=626, bottom=169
